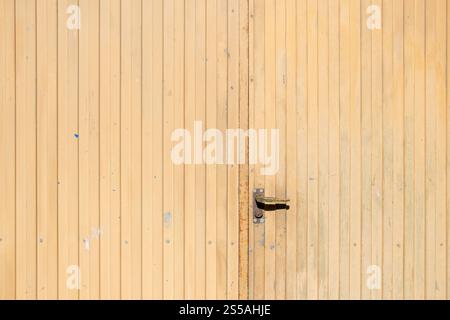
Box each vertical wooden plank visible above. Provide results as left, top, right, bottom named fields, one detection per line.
left=404, top=0, right=415, bottom=300
left=361, top=0, right=373, bottom=301
left=163, top=0, right=175, bottom=300
left=434, top=0, right=447, bottom=300
left=0, top=0, right=16, bottom=300
left=251, top=0, right=265, bottom=300
left=317, top=0, right=329, bottom=300
left=448, top=0, right=450, bottom=301
left=99, top=0, right=121, bottom=300
left=328, top=0, right=340, bottom=300
left=371, top=0, right=383, bottom=300
left=227, top=0, right=239, bottom=299
left=264, top=0, right=276, bottom=300
left=206, top=0, right=218, bottom=300
left=306, top=0, right=318, bottom=300
left=275, top=0, right=286, bottom=300
left=151, top=0, right=163, bottom=299
left=58, top=0, right=79, bottom=300
left=173, top=0, right=186, bottom=300
left=132, top=0, right=142, bottom=300
left=285, top=0, right=297, bottom=300
left=414, top=0, right=426, bottom=300
left=79, top=0, right=100, bottom=299
left=392, top=0, right=405, bottom=300
left=11, top=0, right=450, bottom=303
left=216, top=0, right=228, bottom=300
left=349, top=0, right=361, bottom=300
left=339, top=0, right=351, bottom=300
left=184, top=0, right=196, bottom=299
left=248, top=0, right=255, bottom=300
left=120, top=0, right=142, bottom=299
left=382, top=0, right=393, bottom=300
left=238, top=0, right=249, bottom=300
left=195, top=0, right=207, bottom=299
left=425, top=0, right=437, bottom=300
left=142, top=0, right=153, bottom=299
left=120, top=0, right=131, bottom=299
left=16, top=0, right=37, bottom=300
left=37, top=0, right=58, bottom=300
left=444, top=1, right=450, bottom=299
left=296, top=0, right=308, bottom=300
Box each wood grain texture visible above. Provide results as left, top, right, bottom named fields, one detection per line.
left=0, top=0, right=16, bottom=301
left=37, top=0, right=58, bottom=300
left=1, top=0, right=247, bottom=300
left=248, top=0, right=449, bottom=300
left=1, top=0, right=449, bottom=300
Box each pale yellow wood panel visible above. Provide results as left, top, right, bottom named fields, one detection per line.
left=361, top=0, right=373, bottom=301
left=216, top=0, right=229, bottom=300
left=251, top=0, right=266, bottom=300
left=285, top=0, right=298, bottom=301
left=327, top=0, right=340, bottom=300
left=371, top=0, right=383, bottom=301
left=99, top=0, right=121, bottom=300
left=195, top=0, right=207, bottom=300
left=79, top=0, right=100, bottom=299
left=318, top=0, right=330, bottom=300
left=4, top=0, right=450, bottom=301
left=163, top=0, right=175, bottom=300
left=392, top=0, right=405, bottom=300
left=0, top=0, right=16, bottom=300
left=339, top=0, right=351, bottom=300
left=248, top=0, right=256, bottom=300
left=434, top=0, right=447, bottom=301
left=37, top=0, right=58, bottom=300
left=307, top=0, right=319, bottom=300
left=447, top=0, right=450, bottom=301
left=57, top=0, right=79, bottom=300
left=263, top=0, right=276, bottom=300
left=349, top=0, right=361, bottom=300
left=149, top=0, right=164, bottom=299
left=120, top=0, right=142, bottom=299
left=227, top=0, right=240, bottom=300
left=274, top=0, right=287, bottom=301
left=206, top=0, right=218, bottom=301
left=404, top=0, right=416, bottom=300
left=184, top=0, right=196, bottom=299
left=296, top=0, right=309, bottom=300
left=173, top=0, right=186, bottom=300
left=238, top=0, right=250, bottom=300
left=16, top=0, right=37, bottom=300
left=414, top=0, right=426, bottom=300
left=141, top=0, right=154, bottom=300
left=382, top=0, right=394, bottom=300
left=425, top=0, right=438, bottom=300
left=248, top=0, right=449, bottom=301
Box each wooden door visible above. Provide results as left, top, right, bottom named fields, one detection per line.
left=0, top=0, right=249, bottom=300
left=2, top=0, right=450, bottom=301
left=248, top=0, right=450, bottom=300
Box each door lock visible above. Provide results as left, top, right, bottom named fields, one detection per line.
left=253, top=188, right=290, bottom=224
